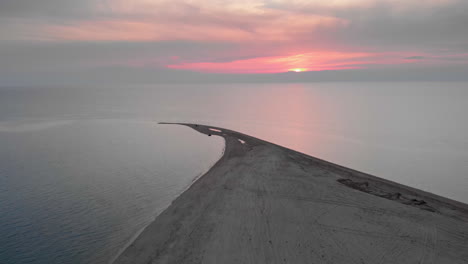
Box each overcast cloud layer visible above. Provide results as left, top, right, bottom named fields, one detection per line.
left=1, top=0, right=468, bottom=84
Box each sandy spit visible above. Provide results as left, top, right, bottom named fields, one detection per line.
left=114, top=123, right=468, bottom=264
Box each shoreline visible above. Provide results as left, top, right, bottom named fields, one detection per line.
left=114, top=123, right=468, bottom=264
left=109, top=126, right=226, bottom=264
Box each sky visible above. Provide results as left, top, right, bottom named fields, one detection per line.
left=1, top=0, right=468, bottom=84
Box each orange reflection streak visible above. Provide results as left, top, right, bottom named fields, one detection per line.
left=239, top=84, right=328, bottom=152
left=167, top=52, right=375, bottom=73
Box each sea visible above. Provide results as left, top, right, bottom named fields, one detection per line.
left=1, top=82, right=467, bottom=263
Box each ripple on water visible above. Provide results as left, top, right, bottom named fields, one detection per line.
left=0, top=120, right=224, bottom=264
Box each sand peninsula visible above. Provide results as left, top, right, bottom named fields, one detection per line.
left=114, top=123, right=468, bottom=264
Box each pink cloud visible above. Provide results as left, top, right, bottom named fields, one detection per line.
left=45, top=20, right=254, bottom=42
left=24, top=0, right=465, bottom=75
left=167, top=52, right=373, bottom=73
left=166, top=51, right=428, bottom=73
left=44, top=4, right=348, bottom=43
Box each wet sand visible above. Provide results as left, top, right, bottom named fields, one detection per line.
left=114, top=123, right=468, bottom=264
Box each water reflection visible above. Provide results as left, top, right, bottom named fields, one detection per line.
left=0, top=120, right=223, bottom=264
left=161, top=83, right=468, bottom=204
left=1, top=82, right=468, bottom=264
left=231, top=84, right=327, bottom=152
left=1, top=83, right=467, bottom=205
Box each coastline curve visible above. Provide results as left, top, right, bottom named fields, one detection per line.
left=114, top=123, right=468, bottom=264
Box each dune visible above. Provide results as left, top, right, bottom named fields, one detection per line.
left=114, top=123, right=468, bottom=264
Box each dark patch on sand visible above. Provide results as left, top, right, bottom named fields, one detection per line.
left=337, top=178, right=437, bottom=212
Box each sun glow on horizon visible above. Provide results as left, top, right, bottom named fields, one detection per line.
left=290, top=68, right=307, bottom=72
left=167, top=52, right=372, bottom=73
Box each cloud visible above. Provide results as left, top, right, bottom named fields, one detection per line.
left=2, top=0, right=467, bottom=48
left=1, top=0, right=468, bottom=80
left=336, top=3, right=468, bottom=50
left=0, top=0, right=94, bottom=18
left=0, top=41, right=239, bottom=72
left=166, top=51, right=412, bottom=73
left=405, top=56, right=425, bottom=60
left=42, top=10, right=348, bottom=44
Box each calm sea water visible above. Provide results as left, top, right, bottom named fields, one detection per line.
left=1, top=82, right=468, bottom=263
left=0, top=120, right=224, bottom=264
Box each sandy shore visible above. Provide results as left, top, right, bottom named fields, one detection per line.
left=114, top=123, right=468, bottom=264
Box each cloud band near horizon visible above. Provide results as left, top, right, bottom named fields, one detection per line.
left=1, top=0, right=468, bottom=78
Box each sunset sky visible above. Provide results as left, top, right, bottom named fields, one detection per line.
left=1, top=0, right=468, bottom=83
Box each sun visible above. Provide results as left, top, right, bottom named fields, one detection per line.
left=290, top=68, right=307, bottom=72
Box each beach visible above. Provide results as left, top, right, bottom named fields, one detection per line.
left=114, top=123, right=468, bottom=264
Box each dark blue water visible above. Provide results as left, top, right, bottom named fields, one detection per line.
left=0, top=119, right=223, bottom=264
left=1, top=83, right=468, bottom=263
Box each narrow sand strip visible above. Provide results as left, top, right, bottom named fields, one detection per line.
left=114, top=123, right=468, bottom=264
